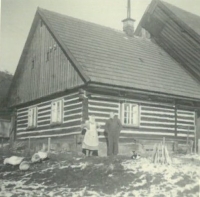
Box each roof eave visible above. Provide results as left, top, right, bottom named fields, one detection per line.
left=87, top=82, right=200, bottom=103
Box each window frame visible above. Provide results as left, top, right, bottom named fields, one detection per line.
left=51, top=99, right=63, bottom=125
left=27, top=106, right=37, bottom=129
left=121, top=103, right=140, bottom=127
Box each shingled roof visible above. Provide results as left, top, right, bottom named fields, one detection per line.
left=162, top=1, right=200, bottom=36
left=10, top=7, right=200, bottom=102
left=37, top=8, right=200, bottom=100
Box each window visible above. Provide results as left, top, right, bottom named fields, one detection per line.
left=28, top=107, right=37, bottom=128
left=51, top=100, right=63, bottom=124
left=122, top=103, right=139, bottom=126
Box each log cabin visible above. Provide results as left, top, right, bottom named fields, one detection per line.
left=135, top=0, right=200, bottom=152
left=7, top=3, right=200, bottom=154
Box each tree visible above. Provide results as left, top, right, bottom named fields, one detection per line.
left=0, top=70, right=13, bottom=119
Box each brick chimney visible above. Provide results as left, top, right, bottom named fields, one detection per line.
left=122, top=0, right=135, bottom=37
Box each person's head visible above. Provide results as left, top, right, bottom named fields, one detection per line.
left=89, top=115, right=95, bottom=123
left=109, top=112, right=115, bottom=119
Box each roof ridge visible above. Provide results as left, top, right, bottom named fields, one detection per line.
left=37, top=7, right=125, bottom=35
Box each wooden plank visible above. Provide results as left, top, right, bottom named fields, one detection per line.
left=9, top=20, right=84, bottom=106
left=162, top=23, right=200, bottom=65
left=17, top=130, right=81, bottom=140
left=16, top=92, right=82, bottom=137
left=154, top=6, right=200, bottom=51
left=158, top=2, right=200, bottom=44
left=155, top=36, right=200, bottom=82
left=17, top=123, right=81, bottom=136
left=144, top=5, right=200, bottom=83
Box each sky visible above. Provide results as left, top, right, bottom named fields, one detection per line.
left=0, top=0, right=200, bottom=74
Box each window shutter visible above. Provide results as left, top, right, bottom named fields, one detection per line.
left=57, top=100, right=62, bottom=123
left=126, top=104, right=130, bottom=124
left=31, top=108, right=34, bottom=127
left=60, top=100, right=63, bottom=122
left=33, top=108, right=37, bottom=127
left=51, top=102, right=57, bottom=123
left=132, top=105, right=139, bottom=125
left=122, top=103, right=125, bottom=124
left=28, top=108, right=32, bottom=127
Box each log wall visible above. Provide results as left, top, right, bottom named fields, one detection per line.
left=16, top=92, right=82, bottom=140
left=88, top=94, right=195, bottom=143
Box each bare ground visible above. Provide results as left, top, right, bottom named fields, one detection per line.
left=0, top=150, right=200, bottom=197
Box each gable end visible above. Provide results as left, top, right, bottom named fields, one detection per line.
left=8, top=12, right=87, bottom=107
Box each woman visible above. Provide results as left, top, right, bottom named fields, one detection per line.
left=82, top=115, right=100, bottom=156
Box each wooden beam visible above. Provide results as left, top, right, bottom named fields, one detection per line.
left=9, top=87, right=85, bottom=109
left=176, top=104, right=200, bottom=111
left=87, top=83, right=200, bottom=103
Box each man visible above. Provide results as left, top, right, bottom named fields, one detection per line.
left=105, top=112, right=122, bottom=156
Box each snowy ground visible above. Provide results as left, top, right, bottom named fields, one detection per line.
left=0, top=153, right=200, bottom=197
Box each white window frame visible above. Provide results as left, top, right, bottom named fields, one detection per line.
left=51, top=99, right=63, bottom=124
left=28, top=107, right=37, bottom=128
left=122, top=103, right=140, bottom=127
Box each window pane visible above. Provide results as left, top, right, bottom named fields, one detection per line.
left=124, top=104, right=130, bottom=124
left=123, top=103, right=139, bottom=126
left=124, top=109, right=127, bottom=124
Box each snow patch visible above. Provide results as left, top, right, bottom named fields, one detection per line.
left=70, top=162, right=88, bottom=170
